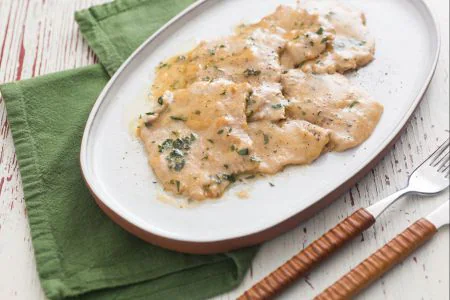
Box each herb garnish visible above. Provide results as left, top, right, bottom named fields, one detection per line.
left=146, top=112, right=155, bottom=115
left=263, top=134, right=270, bottom=145
left=157, top=96, right=164, bottom=105
left=349, top=101, right=360, bottom=108
left=159, top=134, right=197, bottom=172
left=166, top=149, right=185, bottom=171
left=222, top=174, right=237, bottom=183
left=170, top=180, right=181, bottom=192
left=272, top=103, right=284, bottom=110
left=295, top=61, right=306, bottom=69
left=159, top=139, right=174, bottom=153
left=217, top=129, right=224, bottom=135
left=246, top=91, right=254, bottom=106
left=316, top=27, right=324, bottom=35
left=244, top=68, right=261, bottom=77
left=238, top=148, right=249, bottom=156
left=159, top=62, right=169, bottom=69
left=170, top=116, right=187, bottom=121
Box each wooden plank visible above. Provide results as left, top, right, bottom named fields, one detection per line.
left=0, top=0, right=448, bottom=299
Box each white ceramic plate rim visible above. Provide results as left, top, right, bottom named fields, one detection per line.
left=80, top=0, right=441, bottom=243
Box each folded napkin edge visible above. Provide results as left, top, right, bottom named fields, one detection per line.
left=0, top=82, right=68, bottom=299
left=75, top=9, right=124, bottom=77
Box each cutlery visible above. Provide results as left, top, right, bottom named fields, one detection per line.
left=240, top=139, right=449, bottom=300
left=315, top=200, right=449, bottom=300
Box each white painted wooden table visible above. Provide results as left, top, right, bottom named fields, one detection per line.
left=0, top=0, right=448, bottom=299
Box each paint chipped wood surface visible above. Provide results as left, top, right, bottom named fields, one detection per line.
left=0, top=0, right=448, bottom=299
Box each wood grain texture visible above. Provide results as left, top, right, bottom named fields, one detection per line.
left=315, top=219, right=437, bottom=300
left=240, top=209, right=375, bottom=300
left=0, top=0, right=448, bottom=300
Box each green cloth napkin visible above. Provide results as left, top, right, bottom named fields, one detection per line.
left=0, top=0, right=258, bottom=299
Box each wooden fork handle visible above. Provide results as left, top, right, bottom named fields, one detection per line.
left=239, top=209, right=375, bottom=300
left=315, top=219, right=437, bottom=300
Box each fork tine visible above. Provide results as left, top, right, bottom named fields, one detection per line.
left=437, top=153, right=449, bottom=172
left=429, top=138, right=450, bottom=166
left=432, top=146, right=449, bottom=167
left=433, top=144, right=449, bottom=165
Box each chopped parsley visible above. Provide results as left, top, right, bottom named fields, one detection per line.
left=316, top=27, right=324, bottom=35
left=170, top=116, right=187, bottom=121
left=157, top=96, right=164, bottom=105
left=263, top=134, right=270, bottom=145
left=146, top=112, right=155, bottom=115
left=244, top=68, right=261, bottom=77
left=222, top=174, right=237, bottom=183
left=158, top=134, right=197, bottom=172
left=158, top=139, right=174, bottom=153
left=349, top=101, right=360, bottom=108
left=294, top=61, right=306, bottom=69
left=166, top=149, right=185, bottom=171
left=170, top=180, right=181, bottom=192
left=238, top=148, right=249, bottom=156
left=158, top=62, right=169, bottom=69
left=246, top=91, right=254, bottom=106
left=272, top=103, right=284, bottom=110
left=217, top=129, right=224, bottom=135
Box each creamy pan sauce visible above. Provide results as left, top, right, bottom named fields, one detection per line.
left=138, top=1, right=383, bottom=201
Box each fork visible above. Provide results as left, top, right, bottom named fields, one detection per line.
left=240, top=139, right=449, bottom=300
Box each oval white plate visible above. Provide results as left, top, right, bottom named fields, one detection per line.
left=80, top=0, right=440, bottom=253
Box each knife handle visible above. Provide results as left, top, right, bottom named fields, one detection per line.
left=239, top=209, right=375, bottom=300
left=315, top=219, right=437, bottom=300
